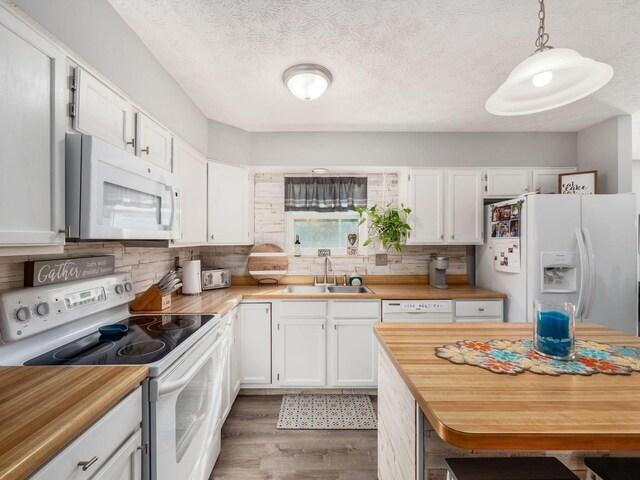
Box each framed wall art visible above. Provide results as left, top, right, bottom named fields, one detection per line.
left=559, top=170, right=597, bottom=195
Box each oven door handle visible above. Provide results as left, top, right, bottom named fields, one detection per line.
left=157, top=331, right=223, bottom=399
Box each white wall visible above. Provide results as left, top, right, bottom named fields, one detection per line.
left=13, top=0, right=209, bottom=153
left=577, top=115, right=632, bottom=194
left=247, top=131, right=577, bottom=167
left=208, top=120, right=251, bottom=164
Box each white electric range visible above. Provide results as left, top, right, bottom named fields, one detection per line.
left=0, top=273, right=224, bottom=480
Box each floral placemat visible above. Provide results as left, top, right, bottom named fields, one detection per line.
left=435, top=339, right=640, bottom=375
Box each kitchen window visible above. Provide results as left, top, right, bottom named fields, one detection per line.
left=284, top=176, right=367, bottom=255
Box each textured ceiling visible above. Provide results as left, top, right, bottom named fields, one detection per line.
left=108, top=0, right=640, bottom=132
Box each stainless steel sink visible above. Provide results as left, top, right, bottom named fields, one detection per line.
left=282, top=285, right=329, bottom=294
left=282, top=285, right=374, bottom=294
left=327, top=285, right=374, bottom=294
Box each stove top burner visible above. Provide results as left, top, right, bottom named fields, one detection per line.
left=118, top=340, right=166, bottom=357
left=147, top=317, right=197, bottom=332
left=54, top=340, right=115, bottom=360
left=24, top=314, right=218, bottom=368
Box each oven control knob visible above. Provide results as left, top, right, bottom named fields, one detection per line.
left=124, top=282, right=133, bottom=292
left=115, top=284, right=124, bottom=295
left=16, top=306, right=31, bottom=322
left=35, top=302, right=50, bottom=317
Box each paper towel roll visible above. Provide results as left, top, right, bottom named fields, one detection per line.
left=182, top=260, right=202, bottom=295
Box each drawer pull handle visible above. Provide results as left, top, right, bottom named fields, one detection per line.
left=478, top=308, right=485, bottom=312
left=78, top=456, right=98, bottom=471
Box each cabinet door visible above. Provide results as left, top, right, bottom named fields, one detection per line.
left=447, top=170, right=483, bottom=244
left=220, top=323, right=232, bottom=422
left=0, top=8, right=65, bottom=248
left=172, top=140, right=207, bottom=246
left=330, top=319, right=377, bottom=387
left=485, top=169, right=531, bottom=198
left=207, top=162, right=253, bottom=245
left=90, top=430, right=142, bottom=480
left=75, top=68, right=134, bottom=152
left=230, top=309, right=241, bottom=399
left=406, top=169, right=445, bottom=244
left=239, top=303, right=271, bottom=385
left=135, top=112, right=172, bottom=171
left=532, top=167, right=577, bottom=194
left=278, top=318, right=326, bottom=387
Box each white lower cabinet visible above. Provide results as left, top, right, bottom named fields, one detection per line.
left=278, top=317, right=327, bottom=386
left=230, top=308, right=241, bottom=398
left=220, top=313, right=232, bottom=422
left=272, top=300, right=379, bottom=388
left=454, top=299, right=504, bottom=323
left=238, top=303, right=272, bottom=385
left=330, top=318, right=378, bottom=387
left=30, top=387, right=143, bottom=480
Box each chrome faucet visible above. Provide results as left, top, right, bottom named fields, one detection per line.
left=314, top=256, right=337, bottom=286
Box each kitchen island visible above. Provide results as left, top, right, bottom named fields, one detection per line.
left=374, top=322, right=640, bottom=479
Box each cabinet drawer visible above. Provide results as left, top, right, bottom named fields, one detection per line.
left=280, top=301, right=326, bottom=318
left=31, top=388, right=142, bottom=480
left=332, top=300, right=380, bottom=319
left=455, top=300, right=503, bottom=318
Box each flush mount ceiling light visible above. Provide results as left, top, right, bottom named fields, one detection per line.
left=486, top=0, right=613, bottom=116
left=312, top=168, right=330, bottom=174
left=283, top=64, right=332, bottom=101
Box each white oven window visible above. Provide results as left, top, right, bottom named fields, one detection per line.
left=174, top=361, right=211, bottom=462
left=102, top=182, right=162, bottom=228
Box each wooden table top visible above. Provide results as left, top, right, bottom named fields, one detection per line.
left=137, top=283, right=506, bottom=316
left=0, top=366, right=148, bottom=480
left=374, top=322, right=640, bottom=451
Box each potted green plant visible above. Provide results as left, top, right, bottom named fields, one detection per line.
left=355, top=203, right=412, bottom=252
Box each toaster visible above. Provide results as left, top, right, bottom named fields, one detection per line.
left=201, top=268, right=231, bottom=290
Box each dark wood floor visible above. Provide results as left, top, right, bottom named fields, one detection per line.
left=210, top=395, right=378, bottom=480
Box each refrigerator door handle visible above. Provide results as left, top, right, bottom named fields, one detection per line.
left=582, top=228, right=596, bottom=318
left=575, top=228, right=589, bottom=317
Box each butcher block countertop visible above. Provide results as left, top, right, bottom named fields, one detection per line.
left=374, top=322, right=640, bottom=451
left=137, top=282, right=506, bottom=316
left=0, top=366, right=148, bottom=480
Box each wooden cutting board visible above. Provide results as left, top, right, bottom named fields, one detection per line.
left=248, top=244, right=288, bottom=284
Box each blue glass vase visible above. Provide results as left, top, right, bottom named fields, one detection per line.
left=533, top=300, right=576, bottom=360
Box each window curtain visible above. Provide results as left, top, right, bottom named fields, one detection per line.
left=284, top=177, right=367, bottom=212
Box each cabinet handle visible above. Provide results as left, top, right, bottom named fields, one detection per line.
left=58, top=226, right=70, bottom=236
left=451, top=234, right=455, bottom=240
left=126, top=138, right=135, bottom=149
left=210, top=234, right=215, bottom=240
left=322, top=324, right=324, bottom=330
left=440, top=234, right=444, bottom=240
left=141, top=146, right=150, bottom=154
left=478, top=308, right=485, bottom=312
left=77, top=456, right=98, bottom=471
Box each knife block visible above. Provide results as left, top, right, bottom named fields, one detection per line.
left=130, top=284, right=172, bottom=312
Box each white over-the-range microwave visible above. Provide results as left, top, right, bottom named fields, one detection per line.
left=66, top=134, right=181, bottom=241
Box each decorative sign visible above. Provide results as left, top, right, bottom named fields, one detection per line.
left=347, top=232, right=358, bottom=255
left=24, top=256, right=115, bottom=287
left=559, top=170, right=597, bottom=195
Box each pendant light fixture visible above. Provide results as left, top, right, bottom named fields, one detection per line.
left=283, top=64, right=332, bottom=101
left=486, top=0, right=613, bottom=116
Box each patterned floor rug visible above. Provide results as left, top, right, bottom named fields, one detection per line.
left=276, top=394, right=377, bottom=430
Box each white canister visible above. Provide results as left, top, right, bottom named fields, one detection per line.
left=182, top=260, right=202, bottom=295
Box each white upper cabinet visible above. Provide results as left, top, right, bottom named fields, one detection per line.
left=135, top=112, right=173, bottom=171
left=207, top=161, right=254, bottom=245
left=74, top=68, right=134, bottom=153
left=485, top=169, right=531, bottom=198
left=532, top=167, right=577, bottom=194
left=405, top=169, right=482, bottom=245
left=406, top=169, right=445, bottom=244
left=447, top=170, right=483, bottom=244
left=172, top=140, right=207, bottom=246
left=0, top=7, right=65, bottom=251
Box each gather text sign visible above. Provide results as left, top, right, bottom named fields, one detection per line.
left=24, top=256, right=115, bottom=287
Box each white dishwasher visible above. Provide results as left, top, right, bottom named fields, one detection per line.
left=382, top=300, right=453, bottom=322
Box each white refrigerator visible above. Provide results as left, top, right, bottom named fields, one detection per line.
left=476, top=193, right=638, bottom=335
